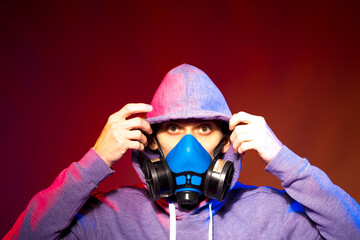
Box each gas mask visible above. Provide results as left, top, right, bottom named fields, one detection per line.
left=140, top=134, right=234, bottom=205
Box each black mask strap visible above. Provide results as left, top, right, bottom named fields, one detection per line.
left=212, top=135, right=226, bottom=160
left=154, top=134, right=165, bottom=159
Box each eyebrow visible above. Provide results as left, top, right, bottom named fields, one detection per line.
left=166, top=120, right=214, bottom=125
left=166, top=121, right=217, bottom=130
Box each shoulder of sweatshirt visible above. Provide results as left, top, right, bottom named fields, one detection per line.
left=79, top=185, right=153, bottom=212
left=229, top=183, right=286, bottom=200
left=227, top=183, right=304, bottom=213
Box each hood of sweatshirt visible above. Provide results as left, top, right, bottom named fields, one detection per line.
left=131, top=64, right=242, bottom=216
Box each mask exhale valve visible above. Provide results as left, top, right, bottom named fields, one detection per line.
left=140, top=134, right=234, bottom=205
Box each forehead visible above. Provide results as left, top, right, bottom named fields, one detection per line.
left=158, top=119, right=218, bottom=126
left=153, top=119, right=226, bottom=133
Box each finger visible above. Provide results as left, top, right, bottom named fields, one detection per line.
left=229, top=124, right=255, bottom=143
left=124, top=130, right=148, bottom=147
left=116, top=103, right=153, bottom=120
left=126, top=139, right=145, bottom=151
left=120, top=117, right=153, bottom=135
left=229, top=111, right=265, bottom=130
left=236, top=141, right=257, bottom=155
left=231, top=132, right=255, bottom=153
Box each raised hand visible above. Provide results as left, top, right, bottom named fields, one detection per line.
left=229, top=111, right=283, bottom=164
left=93, top=103, right=153, bottom=167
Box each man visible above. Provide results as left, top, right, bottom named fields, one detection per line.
left=5, top=64, right=360, bottom=239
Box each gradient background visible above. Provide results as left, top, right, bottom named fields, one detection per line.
left=1, top=1, right=360, bottom=236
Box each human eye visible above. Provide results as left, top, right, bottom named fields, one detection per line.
left=198, top=124, right=212, bottom=135
left=166, top=123, right=180, bottom=134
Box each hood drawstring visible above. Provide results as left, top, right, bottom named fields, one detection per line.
left=169, top=202, right=213, bottom=240
left=208, top=202, right=213, bottom=240
left=169, top=203, right=176, bottom=240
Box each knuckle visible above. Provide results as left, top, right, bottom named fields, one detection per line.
left=238, top=111, right=246, bottom=117
left=111, top=131, right=118, bottom=139
left=145, top=121, right=152, bottom=130
left=109, top=122, right=117, bottom=131
left=108, top=115, right=115, bottom=123
left=122, top=145, right=128, bottom=153
left=232, top=138, right=239, bottom=148
left=134, top=130, right=142, bottom=138
left=229, top=118, right=235, bottom=127
left=141, top=134, right=147, bottom=142
left=258, top=116, right=266, bottom=123
left=116, top=135, right=123, bottom=142
left=123, top=104, right=132, bottom=113
left=120, top=139, right=128, bottom=149
left=230, top=134, right=236, bottom=142
left=233, top=125, right=241, bottom=134
left=232, top=113, right=239, bottom=121
left=233, top=134, right=239, bottom=142
left=135, top=118, right=145, bottom=128
left=135, top=117, right=142, bottom=125
left=136, top=141, right=143, bottom=150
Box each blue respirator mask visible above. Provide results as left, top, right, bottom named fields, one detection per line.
left=140, top=134, right=234, bottom=205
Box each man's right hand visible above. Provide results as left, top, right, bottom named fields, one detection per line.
left=93, top=103, right=153, bottom=167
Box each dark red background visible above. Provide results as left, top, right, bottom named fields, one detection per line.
left=1, top=1, right=360, bottom=236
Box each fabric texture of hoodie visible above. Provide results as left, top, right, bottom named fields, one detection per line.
left=5, top=64, right=360, bottom=239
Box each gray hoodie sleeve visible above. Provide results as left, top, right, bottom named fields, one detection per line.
left=265, top=146, right=360, bottom=239
left=4, top=148, right=114, bottom=240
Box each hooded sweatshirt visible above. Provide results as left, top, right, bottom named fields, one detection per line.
left=5, top=64, right=360, bottom=240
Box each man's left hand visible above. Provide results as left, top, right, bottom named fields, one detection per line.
left=229, top=111, right=283, bottom=164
